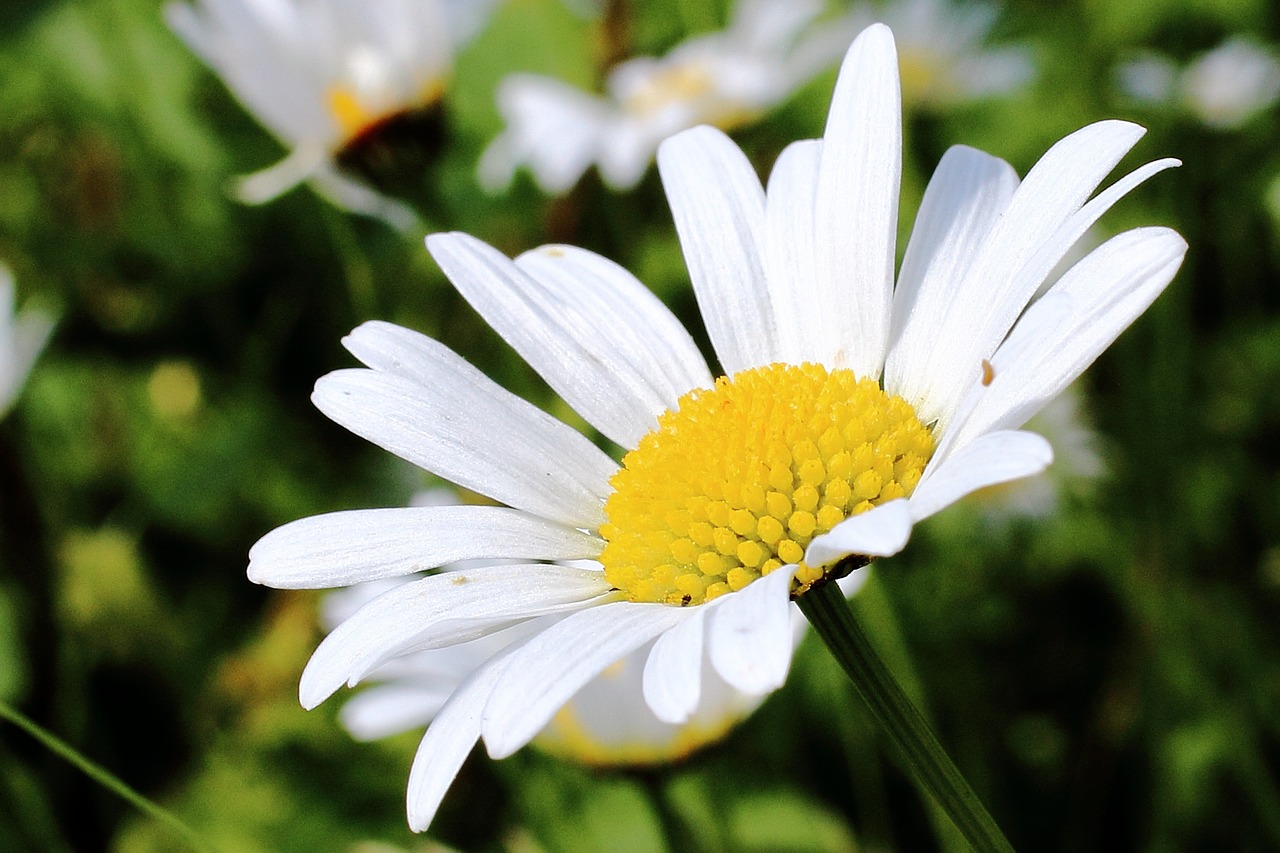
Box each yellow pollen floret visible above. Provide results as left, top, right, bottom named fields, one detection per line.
left=327, top=87, right=377, bottom=140
left=600, top=363, right=934, bottom=605
left=326, top=77, right=446, bottom=143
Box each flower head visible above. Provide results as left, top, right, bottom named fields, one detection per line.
left=250, top=24, right=1186, bottom=832
left=479, top=0, right=859, bottom=194
left=852, top=0, right=1034, bottom=108
left=0, top=265, right=55, bottom=419
left=1116, top=36, right=1280, bottom=130
left=166, top=0, right=495, bottom=224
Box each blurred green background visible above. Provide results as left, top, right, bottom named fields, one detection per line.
left=1, top=0, right=1279, bottom=850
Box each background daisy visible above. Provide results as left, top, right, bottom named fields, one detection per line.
left=479, top=0, right=859, bottom=194
left=166, top=0, right=498, bottom=224
left=0, top=265, right=55, bottom=419
left=1116, top=35, right=1280, bottom=130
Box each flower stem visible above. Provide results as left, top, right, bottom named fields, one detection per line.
left=0, top=699, right=220, bottom=853
left=798, top=580, right=1015, bottom=853
left=637, top=772, right=693, bottom=853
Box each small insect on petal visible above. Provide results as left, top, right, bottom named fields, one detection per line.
left=981, top=359, right=995, bottom=387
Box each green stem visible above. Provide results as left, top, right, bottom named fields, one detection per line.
left=639, top=771, right=700, bottom=853
left=798, top=581, right=1015, bottom=853
left=0, top=700, right=219, bottom=853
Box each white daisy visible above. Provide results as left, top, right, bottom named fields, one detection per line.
left=478, top=0, right=859, bottom=194
left=250, top=24, right=1186, bottom=832
left=1117, top=36, right=1280, bottom=130
left=852, top=0, right=1034, bottom=108
left=0, top=265, right=55, bottom=419
left=166, top=0, right=496, bottom=226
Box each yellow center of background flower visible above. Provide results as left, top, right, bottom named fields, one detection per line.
left=600, top=364, right=933, bottom=606
left=623, top=63, right=716, bottom=117
left=326, top=78, right=446, bottom=143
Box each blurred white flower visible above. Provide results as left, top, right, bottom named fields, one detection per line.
left=1117, top=36, right=1280, bottom=130
left=971, top=384, right=1104, bottom=519
left=1115, top=54, right=1178, bottom=106
left=166, top=0, right=496, bottom=226
left=479, top=0, right=859, bottom=194
left=0, top=265, right=55, bottom=419
left=852, top=0, right=1033, bottom=108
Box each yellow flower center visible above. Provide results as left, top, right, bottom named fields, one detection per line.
left=620, top=61, right=758, bottom=131
left=326, top=78, right=446, bottom=143
left=600, top=364, right=934, bottom=606
left=897, top=49, right=950, bottom=105
left=623, top=62, right=716, bottom=117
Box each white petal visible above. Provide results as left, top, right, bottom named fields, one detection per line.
left=1, top=284, right=55, bottom=416
left=13, top=310, right=56, bottom=377
left=908, top=120, right=1150, bottom=429
left=599, top=119, right=663, bottom=191
left=813, top=23, right=902, bottom=376
left=706, top=565, right=796, bottom=695
left=885, top=145, right=1019, bottom=408
left=481, top=602, right=687, bottom=759
left=804, top=499, right=914, bottom=568
left=318, top=321, right=617, bottom=529
left=763, top=139, right=833, bottom=365
left=427, top=233, right=672, bottom=448
left=299, top=564, right=611, bottom=709
left=642, top=607, right=707, bottom=725
left=943, top=227, right=1187, bottom=451
left=1015, top=158, right=1181, bottom=310
left=730, top=0, right=824, bottom=51
left=406, top=640, right=524, bottom=833
left=310, top=167, right=420, bottom=233
left=479, top=75, right=610, bottom=195
left=248, top=505, right=603, bottom=589
left=910, top=430, right=1054, bottom=522
left=340, top=683, right=454, bottom=741
left=657, top=125, right=773, bottom=374
left=836, top=566, right=872, bottom=599
left=514, top=243, right=712, bottom=414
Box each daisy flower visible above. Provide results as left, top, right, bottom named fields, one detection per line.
left=852, top=0, right=1033, bottom=109
left=478, top=0, right=859, bottom=194
left=250, top=24, right=1186, bottom=832
left=1117, top=36, right=1280, bottom=130
left=165, top=0, right=496, bottom=226
left=0, top=265, right=55, bottom=419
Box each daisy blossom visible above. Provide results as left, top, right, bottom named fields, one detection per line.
left=250, top=24, right=1186, bottom=832
left=166, top=0, right=496, bottom=226
left=1117, top=36, right=1280, bottom=130
left=478, top=0, right=859, bottom=194
left=852, top=0, right=1033, bottom=109
left=0, top=265, right=55, bottom=419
